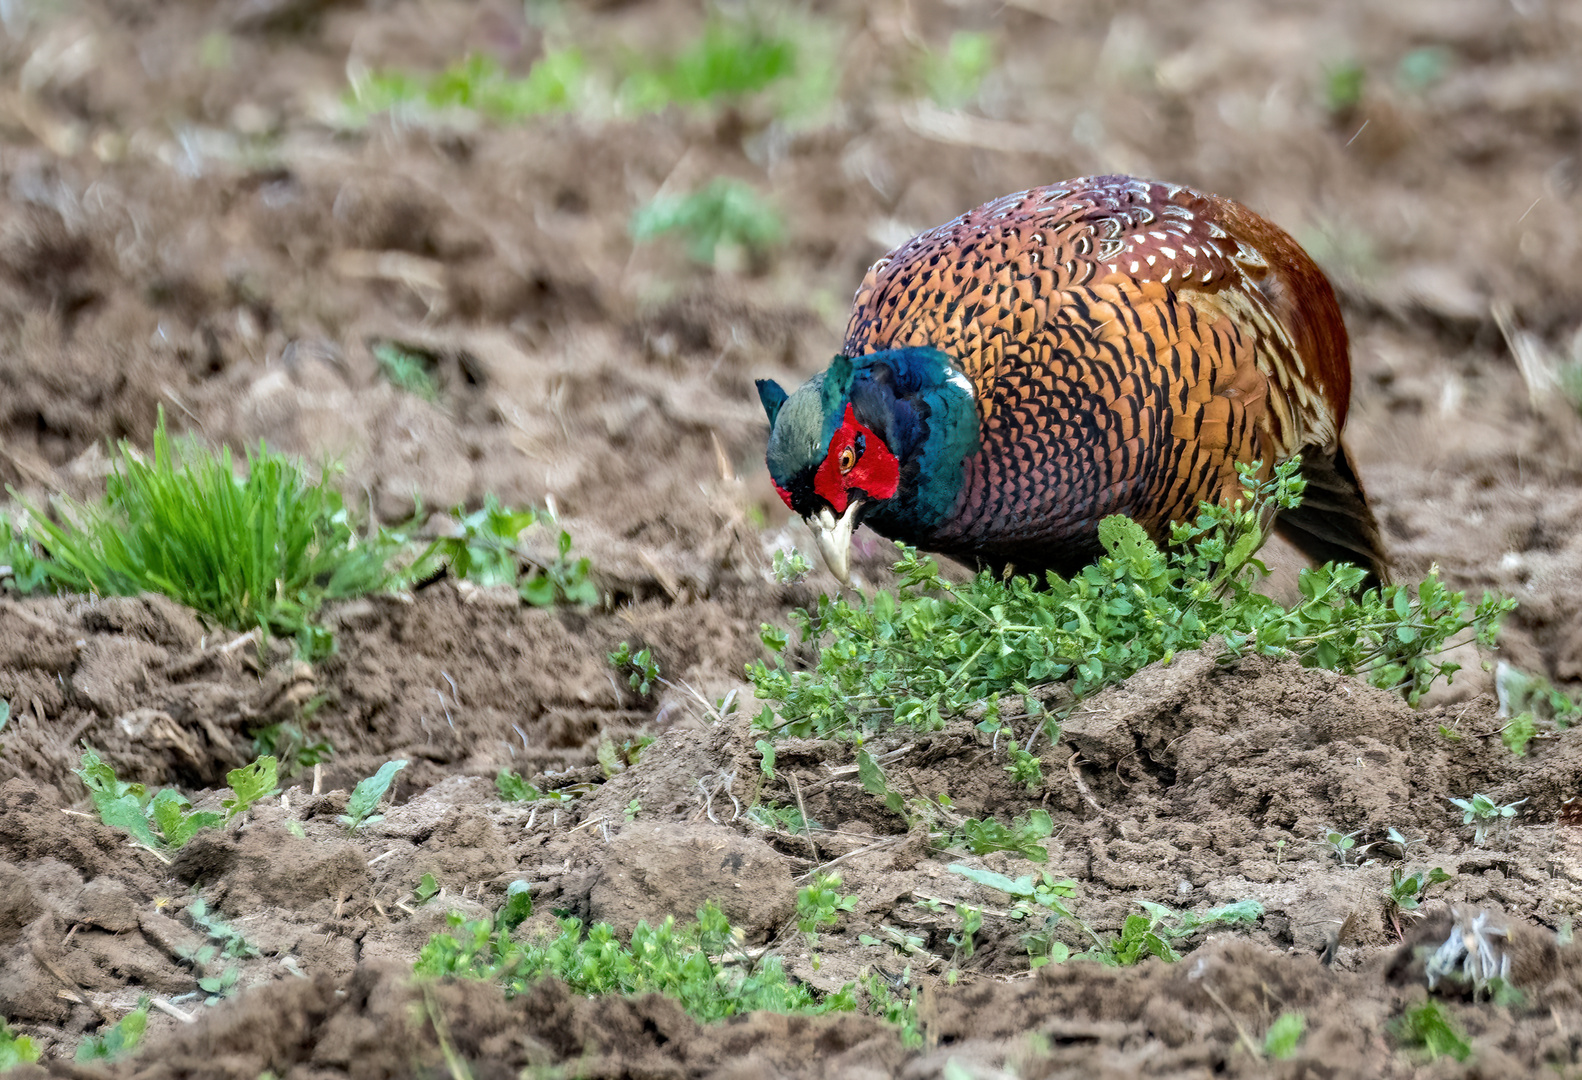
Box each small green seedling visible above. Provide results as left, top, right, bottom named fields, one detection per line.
left=496, top=769, right=543, bottom=802
left=796, top=872, right=857, bottom=941
left=1393, top=1000, right=1472, bottom=1062
left=340, top=759, right=408, bottom=833
left=1387, top=866, right=1452, bottom=917
left=75, top=999, right=149, bottom=1062
left=1264, top=1011, right=1306, bottom=1060
left=223, top=756, right=279, bottom=819
left=860, top=971, right=924, bottom=1048
left=76, top=749, right=223, bottom=851
left=952, top=810, right=1053, bottom=863
left=631, top=179, right=784, bottom=268
left=754, top=739, right=776, bottom=779
left=596, top=734, right=654, bottom=778
left=415, top=873, right=440, bottom=905
left=1384, top=826, right=1427, bottom=860
left=371, top=341, right=440, bottom=402
left=947, top=904, right=983, bottom=972
left=745, top=803, right=818, bottom=833
left=610, top=643, right=662, bottom=696
left=623, top=798, right=642, bottom=823
left=0, top=1017, right=40, bottom=1068
left=771, top=547, right=812, bottom=585
left=1450, top=794, right=1526, bottom=848
left=1004, top=744, right=1043, bottom=790
left=1316, top=827, right=1371, bottom=866
left=857, top=748, right=908, bottom=817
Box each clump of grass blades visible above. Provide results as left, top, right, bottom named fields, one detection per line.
left=346, top=50, right=587, bottom=123
left=750, top=459, right=1514, bottom=739
left=13, top=411, right=396, bottom=655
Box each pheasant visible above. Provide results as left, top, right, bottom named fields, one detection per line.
left=757, top=174, right=1389, bottom=586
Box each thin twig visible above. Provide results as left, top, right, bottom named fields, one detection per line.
left=790, top=773, right=820, bottom=866
left=1067, top=751, right=1106, bottom=818
left=1199, top=981, right=1262, bottom=1060
left=149, top=998, right=196, bottom=1024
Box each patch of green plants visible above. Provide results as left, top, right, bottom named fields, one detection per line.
left=345, top=49, right=587, bottom=124
left=340, top=759, right=407, bottom=833
left=0, top=512, right=47, bottom=594
left=1450, top=793, right=1526, bottom=848
left=952, top=810, right=1053, bottom=863
left=1323, top=58, right=1366, bottom=115
left=76, top=750, right=283, bottom=852
left=180, top=898, right=258, bottom=1005
left=371, top=341, right=440, bottom=402
left=745, top=802, right=819, bottom=833
left=1316, top=827, right=1370, bottom=866
left=596, top=734, right=655, bottom=778
left=1493, top=663, right=1578, bottom=755
left=415, top=894, right=855, bottom=1022
left=948, top=865, right=1262, bottom=969
left=1264, top=1011, right=1306, bottom=1060
left=917, top=31, right=995, bottom=109
left=424, top=497, right=600, bottom=608
left=76, top=999, right=149, bottom=1062
left=9, top=411, right=399, bottom=658
left=796, top=872, right=857, bottom=941
left=1386, top=866, right=1451, bottom=920
left=860, top=972, right=924, bottom=1048
left=495, top=768, right=572, bottom=803
left=619, top=17, right=796, bottom=112
left=750, top=460, right=1512, bottom=740
left=1392, top=1000, right=1472, bottom=1063
left=77, top=749, right=222, bottom=851
left=0, top=1017, right=40, bottom=1068
left=631, top=179, right=784, bottom=269
left=252, top=720, right=333, bottom=774
left=771, top=547, right=813, bottom=585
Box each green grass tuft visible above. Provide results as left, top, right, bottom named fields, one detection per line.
left=371, top=341, right=441, bottom=402
left=1264, top=1011, right=1306, bottom=1059
left=13, top=410, right=397, bottom=657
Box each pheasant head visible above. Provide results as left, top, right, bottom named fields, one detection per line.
left=756, top=347, right=979, bottom=582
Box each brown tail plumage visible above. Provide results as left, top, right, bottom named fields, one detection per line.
left=1273, top=443, right=1391, bottom=590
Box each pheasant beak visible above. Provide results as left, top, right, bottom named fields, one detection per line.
left=807, top=501, right=860, bottom=585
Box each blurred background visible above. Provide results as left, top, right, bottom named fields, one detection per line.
left=0, top=0, right=1578, bottom=689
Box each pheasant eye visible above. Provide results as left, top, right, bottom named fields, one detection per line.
left=838, top=445, right=856, bottom=473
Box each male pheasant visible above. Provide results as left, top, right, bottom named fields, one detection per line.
left=757, top=174, right=1389, bottom=586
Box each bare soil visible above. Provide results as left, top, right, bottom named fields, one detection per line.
left=3, top=0, right=1582, bottom=1077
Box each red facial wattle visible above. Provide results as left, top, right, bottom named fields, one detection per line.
left=812, top=405, right=900, bottom=513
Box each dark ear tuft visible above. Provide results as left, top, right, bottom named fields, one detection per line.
left=755, top=379, right=788, bottom=426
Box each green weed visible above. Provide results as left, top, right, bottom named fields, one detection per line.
left=371, top=341, right=440, bottom=402
left=796, top=872, right=857, bottom=940
left=1387, top=866, right=1452, bottom=919
left=415, top=873, right=440, bottom=905
left=425, top=497, right=599, bottom=607
left=750, top=460, right=1511, bottom=740
left=340, top=759, right=407, bottom=833
left=222, top=756, right=279, bottom=819
left=948, top=864, right=1261, bottom=969
left=631, top=179, right=784, bottom=268
left=771, top=547, right=813, bottom=585
left=12, top=411, right=398, bottom=658
left=179, top=898, right=257, bottom=1005
left=76, top=749, right=223, bottom=851
left=1323, top=59, right=1366, bottom=114
left=1264, top=1011, right=1306, bottom=1060
left=0, top=512, right=47, bottom=594
left=610, top=642, right=663, bottom=696
left=619, top=18, right=796, bottom=112
left=1450, top=793, right=1526, bottom=848
left=596, top=734, right=654, bottom=778
left=918, top=31, right=995, bottom=109
left=860, top=972, right=923, bottom=1048
left=1393, top=1001, right=1472, bottom=1062
left=345, top=50, right=587, bottom=124
left=75, top=999, right=148, bottom=1062
left=415, top=897, right=855, bottom=1022
left=1493, top=662, right=1578, bottom=755
left=251, top=721, right=333, bottom=774
left=745, top=802, right=819, bottom=833
left=953, top=810, right=1053, bottom=863
left=1316, top=827, right=1370, bottom=866
left=0, top=1018, right=39, bottom=1068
